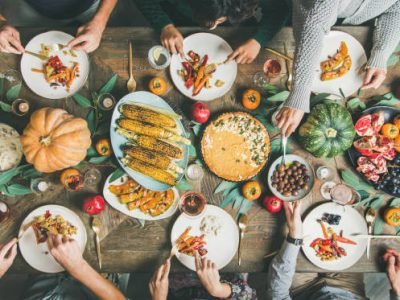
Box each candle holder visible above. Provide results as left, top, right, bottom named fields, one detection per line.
left=11, top=98, right=30, bottom=116
left=98, top=93, right=116, bottom=111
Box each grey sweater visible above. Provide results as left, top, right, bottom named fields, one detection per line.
left=285, top=0, right=400, bottom=112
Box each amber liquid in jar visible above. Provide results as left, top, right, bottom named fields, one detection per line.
left=180, top=192, right=206, bottom=216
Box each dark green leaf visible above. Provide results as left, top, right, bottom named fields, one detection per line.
left=374, top=98, right=400, bottom=107
left=6, top=83, right=22, bottom=102
left=176, top=178, right=192, bottom=191
left=373, top=216, right=386, bottom=235
left=22, top=167, right=42, bottom=179
left=191, top=122, right=202, bottom=137
left=6, top=183, right=32, bottom=196
left=0, top=165, right=30, bottom=185
left=86, top=147, right=97, bottom=158
left=99, top=74, right=118, bottom=94
left=262, top=83, right=280, bottom=95
left=214, top=180, right=238, bottom=194
left=87, top=110, right=96, bottom=134
left=357, top=89, right=364, bottom=97
left=109, top=168, right=125, bottom=182
left=73, top=93, right=92, bottom=108
left=233, top=196, right=244, bottom=209
left=346, top=98, right=366, bottom=111
left=387, top=54, right=399, bottom=67
left=188, top=144, right=197, bottom=157
left=220, top=188, right=241, bottom=208
left=0, top=77, right=4, bottom=96
left=95, top=122, right=110, bottom=136
left=357, top=190, right=370, bottom=200
left=390, top=198, right=400, bottom=207
left=310, top=93, right=331, bottom=107
left=238, top=199, right=253, bottom=216
left=88, top=156, right=109, bottom=164
left=0, top=101, right=11, bottom=112
left=369, top=195, right=385, bottom=209
left=341, top=170, right=373, bottom=192
left=267, top=91, right=289, bottom=102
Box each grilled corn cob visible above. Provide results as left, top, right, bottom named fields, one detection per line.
left=120, top=104, right=177, bottom=129
left=122, top=157, right=178, bottom=186
left=118, top=118, right=190, bottom=145
left=116, top=128, right=183, bottom=159
left=123, top=146, right=183, bottom=173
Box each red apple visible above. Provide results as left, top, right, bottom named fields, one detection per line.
left=263, top=195, right=283, bottom=214
left=82, top=195, right=106, bottom=215
left=190, top=102, right=210, bottom=124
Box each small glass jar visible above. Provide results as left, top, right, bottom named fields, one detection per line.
left=84, top=167, right=102, bottom=186
left=316, top=166, right=334, bottom=181
left=30, top=178, right=50, bottom=194
left=98, top=93, right=116, bottom=111
left=11, top=98, right=30, bottom=116
left=179, top=191, right=206, bottom=217
left=148, top=46, right=171, bottom=70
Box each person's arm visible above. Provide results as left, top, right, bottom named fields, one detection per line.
left=0, top=13, right=24, bottom=54
left=253, top=0, right=291, bottom=48
left=67, top=0, right=117, bottom=52
left=47, top=234, right=125, bottom=300
left=266, top=201, right=303, bottom=300
left=0, top=238, right=17, bottom=278
left=383, top=249, right=400, bottom=300
left=276, top=0, right=339, bottom=137
left=149, top=259, right=170, bottom=300
left=362, top=1, right=400, bottom=90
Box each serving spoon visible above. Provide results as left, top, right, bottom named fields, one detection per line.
left=92, top=217, right=102, bottom=269
left=238, top=214, right=249, bottom=266
left=365, top=208, right=376, bottom=259
left=127, top=41, right=137, bottom=92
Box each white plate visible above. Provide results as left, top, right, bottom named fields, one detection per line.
left=171, top=205, right=239, bottom=271
left=103, top=173, right=179, bottom=221
left=302, top=202, right=368, bottom=271
left=311, top=30, right=367, bottom=97
left=18, top=205, right=87, bottom=273
left=169, top=33, right=237, bottom=101
left=20, top=31, right=89, bottom=99
left=110, top=91, right=189, bottom=192
left=267, top=154, right=315, bottom=201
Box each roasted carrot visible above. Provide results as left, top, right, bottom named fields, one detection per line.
left=318, top=220, right=329, bottom=239
left=193, top=74, right=210, bottom=96
left=31, top=68, right=44, bottom=73
left=176, top=227, right=191, bottom=243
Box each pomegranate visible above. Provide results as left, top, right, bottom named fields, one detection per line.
left=263, top=195, right=283, bottom=214
left=190, top=102, right=210, bottom=124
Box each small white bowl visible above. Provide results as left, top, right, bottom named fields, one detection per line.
left=148, top=46, right=171, bottom=70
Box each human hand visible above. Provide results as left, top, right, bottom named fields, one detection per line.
left=47, top=234, right=85, bottom=274
left=0, top=24, right=24, bottom=54
left=225, top=39, right=261, bottom=64
left=67, top=19, right=105, bottom=53
left=194, top=251, right=231, bottom=298
left=276, top=107, right=304, bottom=137
left=384, top=249, right=400, bottom=295
left=149, top=259, right=170, bottom=300
left=161, top=24, right=183, bottom=55
left=361, top=67, right=386, bottom=90
left=283, top=201, right=303, bottom=239
left=0, top=238, right=17, bottom=278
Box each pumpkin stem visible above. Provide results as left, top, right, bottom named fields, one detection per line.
left=39, top=135, right=52, bottom=146
left=325, top=128, right=337, bottom=138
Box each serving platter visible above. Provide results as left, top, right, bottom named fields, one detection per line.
left=302, top=202, right=368, bottom=271
left=110, top=91, right=189, bottom=192
left=18, top=205, right=87, bottom=273
left=20, top=31, right=89, bottom=99
left=103, top=173, right=180, bottom=220
left=347, top=106, right=400, bottom=197
left=170, top=205, right=239, bottom=271
left=311, top=30, right=367, bottom=97
left=169, top=32, right=237, bottom=101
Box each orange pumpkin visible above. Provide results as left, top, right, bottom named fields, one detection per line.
left=381, top=123, right=399, bottom=139
left=95, top=138, right=112, bottom=156
left=384, top=208, right=400, bottom=226
left=242, top=89, right=261, bottom=110
left=394, top=115, right=400, bottom=130
left=242, top=180, right=262, bottom=201
left=395, top=135, right=400, bottom=152
left=20, top=107, right=91, bottom=173
left=149, top=77, right=168, bottom=96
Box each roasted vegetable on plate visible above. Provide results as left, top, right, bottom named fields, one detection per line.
left=175, top=226, right=208, bottom=256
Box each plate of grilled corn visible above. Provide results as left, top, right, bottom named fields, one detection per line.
left=103, top=174, right=180, bottom=220
left=110, top=91, right=190, bottom=191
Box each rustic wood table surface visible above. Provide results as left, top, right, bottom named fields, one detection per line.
left=1, top=26, right=399, bottom=274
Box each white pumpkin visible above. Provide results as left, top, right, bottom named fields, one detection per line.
left=0, top=123, right=23, bottom=171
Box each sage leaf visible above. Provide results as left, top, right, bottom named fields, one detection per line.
left=387, top=54, right=399, bottom=67
left=109, top=168, right=125, bottom=182
left=175, top=178, right=192, bottom=191
left=390, top=198, right=400, bottom=207
left=0, top=165, right=30, bottom=185
left=233, top=196, right=244, bottom=209
left=341, top=170, right=373, bottom=192
left=220, top=188, right=240, bottom=208
left=373, top=216, right=386, bottom=235
left=346, top=98, right=366, bottom=111
left=267, top=91, right=289, bottom=102
left=214, top=180, right=238, bottom=194
left=95, top=122, right=110, bottom=136
left=0, top=101, right=12, bottom=112
left=86, top=147, right=97, bottom=158
left=73, top=93, right=92, bottom=108
left=6, top=184, right=32, bottom=196
left=188, top=144, right=197, bottom=157
left=22, top=167, right=42, bottom=179
left=99, top=74, right=118, bottom=94
left=87, top=110, right=96, bottom=134
left=238, top=199, right=253, bottom=216
left=88, top=156, right=109, bottom=164
left=6, top=83, right=22, bottom=102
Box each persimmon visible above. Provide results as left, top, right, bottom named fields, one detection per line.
left=242, top=180, right=262, bottom=201
left=149, top=77, right=168, bottom=96
left=384, top=208, right=400, bottom=226
left=381, top=123, right=399, bottom=139
left=242, top=89, right=261, bottom=110
left=394, top=115, right=400, bottom=130
left=395, top=135, right=400, bottom=152
left=95, top=138, right=112, bottom=156
left=60, top=168, right=84, bottom=191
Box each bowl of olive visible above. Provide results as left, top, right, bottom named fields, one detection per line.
left=267, top=154, right=315, bottom=201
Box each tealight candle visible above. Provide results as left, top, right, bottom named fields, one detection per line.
left=0, top=201, right=9, bottom=223
left=11, top=99, right=30, bottom=116
left=185, top=164, right=204, bottom=182
left=98, top=93, right=116, bottom=111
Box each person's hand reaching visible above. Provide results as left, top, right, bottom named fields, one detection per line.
left=283, top=200, right=303, bottom=239
left=276, top=107, right=304, bottom=137
left=149, top=259, right=170, bottom=300
left=0, top=238, right=18, bottom=278
left=384, top=249, right=400, bottom=296
left=47, top=234, right=84, bottom=274
left=361, top=68, right=386, bottom=90
left=67, top=19, right=105, bottom=53
left=161, top=24, right=184, bottom=55
left=225, top=39, right=261, bottom=64
left=0, top=24, right=24, bottom=54
left=194, top=251, right=232, bottom=298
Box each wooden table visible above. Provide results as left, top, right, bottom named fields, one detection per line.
left=1, top=26, right=399, bottom=274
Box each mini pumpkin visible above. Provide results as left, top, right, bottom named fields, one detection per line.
left=20, top=107, right=91, bottom=173
left=149, top=77, right=168, bottom=96
left=384, top=208, right=400, bottom=226
left=242, top=89, right=261, bottom=110
left=381, top=123, right=399, bottom=139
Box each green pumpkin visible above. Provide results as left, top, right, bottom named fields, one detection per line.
left=299, top=103, right=355, bottom=158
